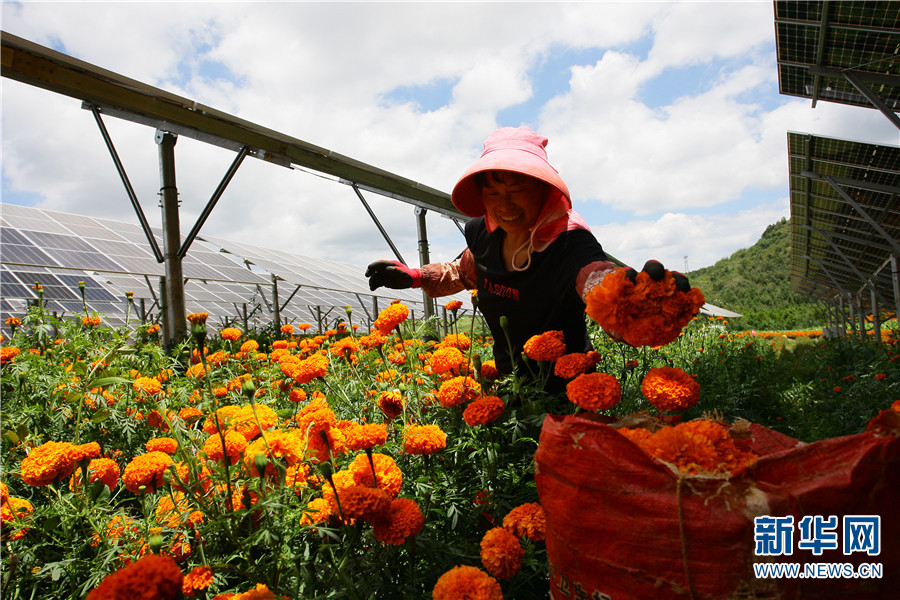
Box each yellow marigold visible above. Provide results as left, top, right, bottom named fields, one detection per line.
left=621, top=419, right=757, bottom=476
left=122, top=451, right=174, bottom=494
left=436, top=376, right=481, bottom=407
left=20, top=441, right=78, bottom=487
left=349, top=452, right=403, bottom=499
left=523, top=330, right=566, bottom=362
left=432, top=565, right=503, bottom=600
left=202, top=430, right=248, bottom=464
left=641, top=366, right=700, bottom=412
left=430, top=346, right=467, bottom=375
left=182, top=566, right=213, bottom=598
left=377, top=390, right=405, bottom=420
left=463, top=396, right=505, bottom=427
left=220, top=327, right=242, bottom=341
left=343, top=422, right=388, bottom=451
left=186, top=312, right=208, bottom=325
left=372, top=497, right=425, bottom=545
left=585, top=267, right=705, bottom=348
left=502, top=502, right=546, bottom=542
left=133, top=376, right=162, bottom=395
left=565, top=372, right=622, bottom=411
left=402, top=424, right=447, bottom=455
left=480, top=526, right=524, bottom=580
left=374, top=303, right=409, bottom=335
left=554, top=352, right=597, bottom=379
left=146, top=437, right=178, bottom=454
left=86, top=554, right=183, bottom=600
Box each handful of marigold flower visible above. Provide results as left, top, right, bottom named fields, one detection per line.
left=585, top=266, right=705, bottom=348
left=618, top=419, right=757, bottom=477
left=523, top=330, right=566, bottom=362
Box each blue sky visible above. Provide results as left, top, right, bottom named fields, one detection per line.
left=2, top=1, right=896, bottom=275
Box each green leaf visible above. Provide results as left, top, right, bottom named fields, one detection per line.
left=65, top=391, right=83, bottom=404
left=90, top=376, right=133, bottom=387
left=72, top=361, right=88, bottom=376
left=5, top=430, right=19, bottom=444
left=91, top=407, right=110, bottom=424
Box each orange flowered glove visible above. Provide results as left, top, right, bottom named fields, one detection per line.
left=585, top=260, right=705, bottom=348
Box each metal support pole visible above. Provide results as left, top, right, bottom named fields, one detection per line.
left=415, top=207, right=434, bottom=321
left=271, top=274, right=282, bottom=331
left=159, top=276, right=170, bottom=349
left=242, top=303, right=249, bottom=331
left=316, top=306, right=323, bottom=334
left=157, top=130, right=187, bottom=347
left=892, top=255, right=900, bottom=326
left=871, top=284, right=881, bottom=344
left=856, top=294, right=866, bottom=340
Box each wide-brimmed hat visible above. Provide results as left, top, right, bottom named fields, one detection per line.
left=451, top=126, right=571, bottom=218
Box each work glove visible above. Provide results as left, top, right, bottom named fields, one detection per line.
left=365, top=260, right=422, bottom=291
left=623, top=260, right=691, bottom=292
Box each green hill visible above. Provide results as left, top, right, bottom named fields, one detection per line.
left=687, top=218, right=821, bottom=331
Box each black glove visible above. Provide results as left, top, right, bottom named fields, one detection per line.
left=624, top=260, right=690, bottom=292
left=365, top=260, right=421, bottom=291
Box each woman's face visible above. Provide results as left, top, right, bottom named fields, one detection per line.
left=480, top=171, right=546, bottom=237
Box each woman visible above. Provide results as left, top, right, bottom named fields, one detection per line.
left=366, top=126, right=687, bottom=379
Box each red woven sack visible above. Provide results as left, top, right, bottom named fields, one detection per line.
left=534, top=413, right=899, bottom=600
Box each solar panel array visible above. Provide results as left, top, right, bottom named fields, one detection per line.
left=788, top=132, right=900, bottom=306
left=0, top=204, right=472, bottom=338
left=775, top=1, right=900, bottom=110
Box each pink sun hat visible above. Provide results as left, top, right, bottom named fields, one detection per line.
left=451, top=126, right=571, bottom=218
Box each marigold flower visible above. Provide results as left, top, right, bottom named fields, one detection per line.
left=156, top=491, right=204, bottom=529
left=374, top=303, right=409, bottom=335
left=502, top=502, right=546, bottom=542
left=372, top=497, right=425, bottom=545
left=359, top=330, right=388, bottom=348
left=480, top=360, right=499, bottom=380
left=585, top=267, right=705, bottom=348
left=244, top=429, right=305, bottom=478
left=343, top=422, right=388, bottom=451
left=330, top=336, right=359, bottom=360
left=403, top=424, right=447, bottom=455
left=182, top=566, right=213, bottom=598
left=463, top=396, right=505, bottom=427
left=436, top=376, right=481, bottom=407
left=229, top=403, right=279, bottom=441
left=293, top=353, right=329, bottom=384
left=641, top=366, right=700, bottom=412
left=202, top=430, right=249, bottom=464
left=620, top=419, right=757, bottom=476
left=432, top=565, right=503, bottom=600
left=0, top=347, right=21, bottom=365
left=566, top=372, right=622, bottom=411
left=350, top=452, right=403, bottom=498
left=186, top=312, right=209, bottom=325
left=86, top=554, right=184, bottom=600
left=523, top=330, right=566, bottom=362
left=122, top=451, right=174, bottom=494
left=146, top=437, right=178, bottom=454
left=480, top=526, right=524, bottom=580
left=179, top=407, right=203, bottom=423
left=202, top=405, right=242, bottom=435
left=438, top=333, right=471, bottom=351
left=338, top=485, right=391, bottom=522
left=377, top=390, right=405, bottom=420
left=133, top=376, right=162, bottom=395
left=430, top=346, right=467, bottom=375
left=444, top=300, right=463, bottom=312
left=1, top=496, right=34, bottom=540
left=220, top=327, right=242, bottom=341
left=554, top=352, right=597, bottom=379
left=20, top=441, right=79, bottom=487
left=300, top=497, right=333, bottom=526
left=84, top=458, right=121, bottom=491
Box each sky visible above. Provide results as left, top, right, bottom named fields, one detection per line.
left=2, top=1, right=897, bottom=277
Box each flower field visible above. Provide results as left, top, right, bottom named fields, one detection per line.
left=1, top=287, right=899, bottom=598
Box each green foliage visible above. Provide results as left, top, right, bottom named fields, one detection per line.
left=687, top=218, right=823, bottom=330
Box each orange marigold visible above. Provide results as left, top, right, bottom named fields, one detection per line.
left=374, top=303, right=409, bottom=335
left=70, top=457, right=121, bottom=492
left=146, top=437, right=178, bottom=454
left=641, top=366, right=700, bottom=412
left=377, top=390, right=405, bottom=420
left=330, top=336, right=359, bottom=360
left=436, top=376, right=481, bottom=407
left=133, top=376, right=162, bottom=395
left=202, top=430, right=249, bottom=464
left=338, top=485, right=391, bottom=523
left=438, top=333, right=471, bottom=351
left=1, top=347, right=21, bottom=365
left=155, top=491, right=204, bottom=529
left=1, top=496, right=33, bottom=540
left=220, top=327, right=242, bottom=341
left=432, top=565, right=503, bottom=600
left=20, top=441, right=78, bottom=487
left=293, top=353, right=329, bottom=384
left=186, top=312, right=208, bottom=325
left=523, top=330, right=566, bottom=362
left=403, top=424, right=447, bottom=455
left=86, top=554, right=183, bottom=600
left=343, top=422, right=388, bottom=451
left=566, top=372, right=622, bottom=411
left=463, top=396, right=505, bottom=427
left=584, top=267, right=705, bottom=348
left=350, top=452, right=403, bottom=499
left=182, top=566, right=213, bottom=598
left=444, top=300, right=463, bottom=312
left=244, top=429, right=305, bottom=478
left=480, top=526, right=524, bottom=580
left=502, top=502, right=546, bottom=542
left=372, top=497, right=425, bottom=545
left=480, top=360, right=500, bottom=380
left=430, top=346, right=467, bottom=375
left=122, top=451, right=174, bottom=494
left=554, top=352, right=597, bottom=379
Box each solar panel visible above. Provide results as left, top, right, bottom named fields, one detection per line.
left=775, top=1, right=900, bottom=116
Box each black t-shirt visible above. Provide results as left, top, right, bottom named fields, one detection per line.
left=465, top=217, right=608, bottom=375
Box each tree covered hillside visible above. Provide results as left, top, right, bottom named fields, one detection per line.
left=687, top=218, right=820, bottom=331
